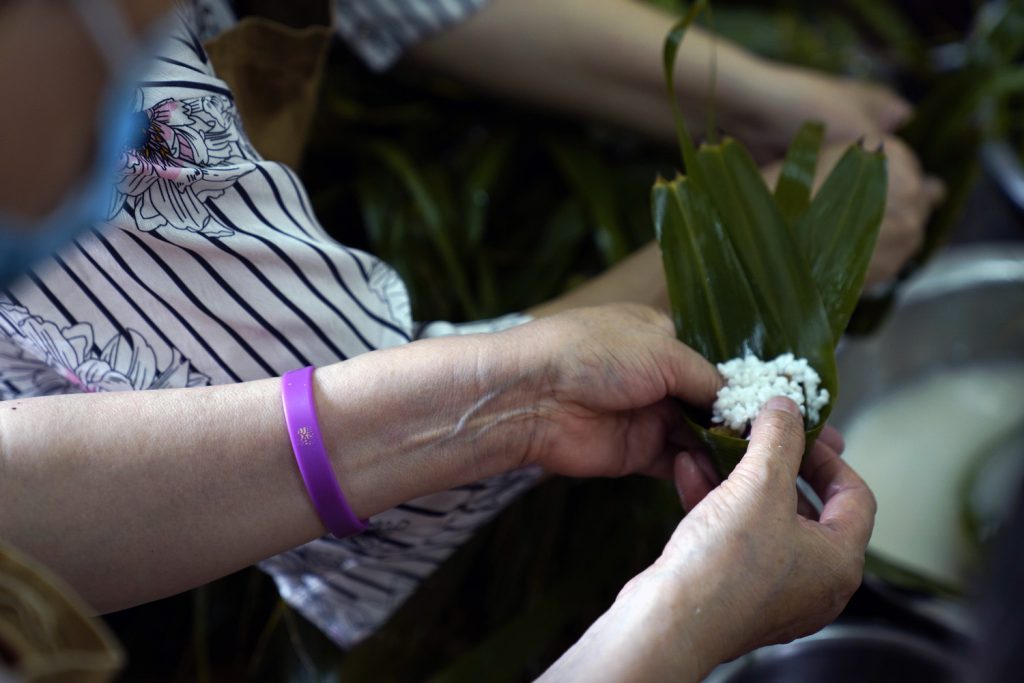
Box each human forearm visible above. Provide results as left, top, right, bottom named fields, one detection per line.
left=539, top=573, right=710, bottom=683
left=0, top=305, right=722, bottom=613
left=0, top=335, right=525, bottom=612
left=409, top=0, right=912, bottom=162
left=409, top=0, right=762, bottom=144
left=527, top=242, right=668, bottom=318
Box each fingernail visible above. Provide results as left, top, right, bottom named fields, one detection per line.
left=763, top=396, right=800, bottom=417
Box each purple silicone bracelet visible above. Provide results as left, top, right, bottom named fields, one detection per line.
left=281, top=366, right=368, bottom=538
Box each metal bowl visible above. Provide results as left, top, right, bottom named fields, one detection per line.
left=703, top=623, right=969, bottom=683
left=832, top=244, right=1024, bottom=427
left=830, top=244, right=1024, bottom=603
left=983, top=139, right=1024, bottom=215
left=832, top=245, right=1024, bottom=591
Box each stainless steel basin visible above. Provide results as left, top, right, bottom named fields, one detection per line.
left=832, top=244, right=1024, bottom=429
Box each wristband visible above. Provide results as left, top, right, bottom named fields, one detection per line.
left=281, top=366, right=368, bottom=537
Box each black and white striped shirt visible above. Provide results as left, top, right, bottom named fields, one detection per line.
left=0, top=2, right=538, bottom=649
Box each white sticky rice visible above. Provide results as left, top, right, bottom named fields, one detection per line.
left=711, top=353, right=829, bottom=434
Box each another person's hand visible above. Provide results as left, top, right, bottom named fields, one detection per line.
left=541, top=398, right=875, bottom=682
left=762, top=134, right=944, bottom=289
left=500, top=304, right=722, bottom=479
left=860, top=136, right=945, bottom=287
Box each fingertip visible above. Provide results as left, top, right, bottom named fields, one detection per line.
left=669, top=339, right=724, bottom=407
left=762, top=396, right=801, bottom=417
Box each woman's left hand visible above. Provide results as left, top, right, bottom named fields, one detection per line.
left=495, top=304, right=722, bottom=479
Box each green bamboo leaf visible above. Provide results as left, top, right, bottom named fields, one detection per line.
left=795, top=144, right=887, bottom=339
left=773, top=121, right=824, bottom=226
left=663, top=0, right=710, bottom=176
left=696, top=140, right=834, bottom=371
left=654, top=7, right=884, bottom=476
left=653, top=165, right=833, bottom=475
left=652, top=176, right=763, bottom=362
left=654, top=175, right=765, bottom=474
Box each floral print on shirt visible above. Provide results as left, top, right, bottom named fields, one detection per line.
left=108, top=92, right=257, bottom=237
left=0, top=298, right=210, bottom=397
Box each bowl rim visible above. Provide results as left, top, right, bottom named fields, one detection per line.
left=703, top=621, right=970, bottom=682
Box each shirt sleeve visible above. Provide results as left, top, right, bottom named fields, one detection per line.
left=194, top=0, right=491, bottom=72
left=334, top=0, right=493, bottom=71
left=414, top=311, right=533, bottom=339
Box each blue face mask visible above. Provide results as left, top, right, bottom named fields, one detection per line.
left=0, top=0, right=157, bottom=289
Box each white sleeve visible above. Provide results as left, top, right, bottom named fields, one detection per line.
left=415, top=311, right=533, bottom=339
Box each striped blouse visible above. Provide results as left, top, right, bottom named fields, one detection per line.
left=0, top=1, right=539, bottom=649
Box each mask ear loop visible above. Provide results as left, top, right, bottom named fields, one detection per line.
left=67, top=0, right=141, bottom=73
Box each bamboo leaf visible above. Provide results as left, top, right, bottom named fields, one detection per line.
left=664, top=0, right=710, bottom=177
left=696, top=140, right=834, bottom=372
left=795, top=144, right=887, bottom=339
left=774, top=121, right=824, bottom=226
left=654, top=7, right=884, bottom=476
left=653, top=175, right=765, bottom=474
left=653, top=176, right=763, bottom=363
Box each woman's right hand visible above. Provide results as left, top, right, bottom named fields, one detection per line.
left=651, top=398, right=875, bottom=667
left=540, top=397, right=876, bottom=682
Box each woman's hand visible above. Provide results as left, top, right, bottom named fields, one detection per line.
left=541, top=398, right=875, bottom=682
left=762, top=135, right=944, bottom=288
left=859, top=136, right=945, bottom=286
left=650, top=399, right=874, bottom=667
left=0, top=303, right=718, bottom=612
left=497, top=304, right=721, bottom=479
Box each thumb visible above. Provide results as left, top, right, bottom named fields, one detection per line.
left=731, top=397, right=806, bottom=490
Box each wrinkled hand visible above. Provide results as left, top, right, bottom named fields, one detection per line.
left=500, top=304, right=721, bottom=479
left=634, top=398, right=874, bottom=678
left=539, top=398, right=874, bottom=683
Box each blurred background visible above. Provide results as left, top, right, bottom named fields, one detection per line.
left=103, top=0, right=1024, bottom=680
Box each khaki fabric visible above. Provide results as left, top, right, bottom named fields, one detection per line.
left=0, top=543, right=122, bottom=683
left=203, top=1, right=333, bottom=168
